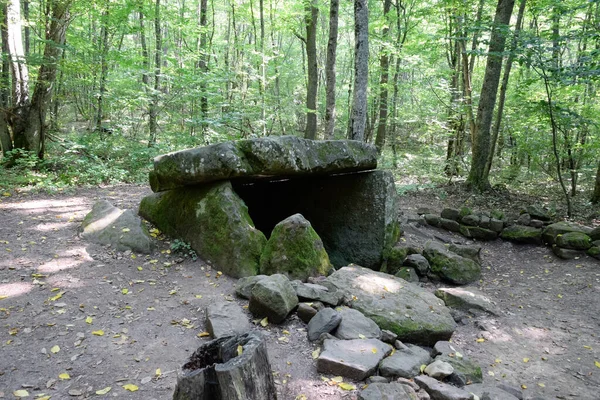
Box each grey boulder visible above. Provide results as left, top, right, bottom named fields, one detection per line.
left=359, top=382, right=421, bottom=400
left=379, top=344, right=432, bottom=379
left=334, top=307, right=381, bottom=340
left=423, top=241, right=481, bottom=285
left=317, top=338, right=392, bottom=380
left=248, top=274, right=298, bottom=323
left=308, top=308, right=342, bottom=341
left=415, top=375, right=474, bottom=400
left=205, top=301, right=252, bottom=338
left=435, top=287, right=500, bottom=316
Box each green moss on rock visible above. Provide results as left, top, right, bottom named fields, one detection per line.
left=423, top=241, right=481, bottom=285
left=259, top=214, right=331, bottom=281
left=500, top=225, right=542, bottom=245
left=555, top=232, right=592, bottom=250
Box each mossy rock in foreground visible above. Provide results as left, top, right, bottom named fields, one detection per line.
left=587, top=246, right=600, bottom=260
left=555, top=232, right=592, bottom=250
left=423, top=241, right=481, bottom=285
left=259, top=214, right=331, bottom=281
left=500, top=225, right=542, bottom=245
left=139, top=181, right=267, bottom=278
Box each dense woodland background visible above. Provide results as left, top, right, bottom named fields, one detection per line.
left=0, top=0, right=599, bottom=217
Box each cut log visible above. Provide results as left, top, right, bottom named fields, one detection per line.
left=173, top=331, right=277, bottom=400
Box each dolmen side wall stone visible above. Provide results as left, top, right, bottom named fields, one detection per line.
left=139, top=136, right=400, bottom=278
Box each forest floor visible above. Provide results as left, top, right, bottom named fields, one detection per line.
left=0, top=183, right=599, bottom=400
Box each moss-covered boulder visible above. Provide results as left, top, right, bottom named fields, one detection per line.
left=500, top=225, right=542, bottom=245
left=525, top=205, right=552, bottom=221
left=81, top=200, right=155, bottom=254
left=259, top=214, right=331, bottom=281
left=542, top=221, right=593, bottom=245
left=395, top=267, right=419, bottom=283
left=149, top=136, right=378, bottom=192
left=248, top=274, right=298, bottom=323
left=587, top=246, right=600, bottom=260
left=381, top=246, right=408, bottom=275
left=325, top=265, right=456, bottom=346
left=423, top=241, right=481, bottom=285
left=459, top=225, right=498, bottom=241
left=552, top=246, right=583, bottom=260
left=589, top=227, right=600, bottom=241
left=139, top=181, right=267, bottom=278
left=441, top=208, right=460, bottom=221
left=555, top=232, right=592, bottom=250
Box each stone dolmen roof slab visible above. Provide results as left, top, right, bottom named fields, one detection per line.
left=149, top=135, right=377, bottom=192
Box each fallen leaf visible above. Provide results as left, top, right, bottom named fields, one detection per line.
left=59, top=372, right=70, bottom=380
left=312, top=348, right=320, bottom=359
left=96, top=387, right=112, bottom=395
left=50, top=345, right=60, bottom=353
left=538, top=383, right=545, bottom=388
left=13, top=389, right=29, bottom=397
left=92, top=330, right=105, bottom=336
left=331, top=376, right=343, bottom=383
left=237, top=345, right=243, bottom=356
left=123, top=384, right=139, bottom=392
left=49, top=291, right=64, bottom=301
left=371, top=348, right=377, bottom=354
left=338, top=383, right=356, bottom=391
left=137, top=266, right=143, bottom=271
left=476, top=338, right=485, bottom=343
left=86, top=316, right=93, bottom=324
left=121, top=288, right=129, bottom=295
left=358, top=334, right=366, bottom=339
left=521, top=384, right=527, bottom=389
left=195, top=295, right=202, bottom=299
left=488, top=371, right=495, bottom=376
left=122, top=228, right=130, bottom=232
left=0, top=295, right=8, bottom=300
left=595, top=360, right=600, bottom=368
left=523, top=358, right=529, bottom=363
left=295, top=395, right=307, bottom=400
left=260, top=317, right=268, bottom=327
left=155, top=368, right=161, bottom=377
left=197, top=331, right=210, bottom=337
left=583, top=346, right=592, bottom=350
left=557, top=294, right=563, bottom=298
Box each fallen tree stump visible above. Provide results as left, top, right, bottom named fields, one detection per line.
left=172, top=331, right=277, bottom=400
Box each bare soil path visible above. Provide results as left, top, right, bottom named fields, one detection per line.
left=0, top=184, right=599, bottom=399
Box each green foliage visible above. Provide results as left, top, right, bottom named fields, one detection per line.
left=170, top=239, right=198, bottom=261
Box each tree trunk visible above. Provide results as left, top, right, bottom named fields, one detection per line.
left=304, top=0, right=318, bottom=139
left=591, top=160, right=600, bottom=204
left=148, top=0, right=161, bottom=147
left=0, top=3, right=12, bottom=156
left=173, top=332, right=277, bottom=400
left=374, top=0, right=391, bottom=153
left=350, top=0, right=368, bottom=142
left=96, top=8, right=110, bottom=131
left=324, top=0, right=339, bottom=140
left=485, top=0, right=526, bottom=179
left=466, top=0, right=515, bottom=191
left=198, top=0, right=208, bottom=137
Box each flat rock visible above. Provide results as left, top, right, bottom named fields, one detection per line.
left=423, top=241, right=481, bottom=285
left=260, top=213, right=331, bottom=281
left=248, top=274, right=298, bottom=323
left=235, top=275, right=268, bottom=299
left=308, top=308, right=342, bottom=341
left=325, top=265, right=456, bottom=346
left=555, top=231, right=592, bottom=250
left=359, top=382, right=420, bottom=400
left=433, top=341, right=465, bottom=357
left=139, top=181, right=267, bottom=278
left=334, top=306, right=381, bottom=340
left=149, top=136, right=378, bottom=192
left=317, top=338, right=392, bottom=380
left=459, top=225, right=498, bottom=241
left=435, top=287, right=499, bottom=316
left=500, top=225, right=542, bottom=245
left=425, top=359, right=454, bottom=379
left=447, top=244, right=481, bottom=264
left=81, top=200, right=155, bottom=254
left=205, top=301, right=252, bottom=338
left=552, top=246, right=584, bottom=260
left=415, top=375, right=473, bottom=400
left=291, top=281, right=343, bottom=306
left=542, top=221, right=592, bottom=245
left=379, top=344, right=432, bottom=378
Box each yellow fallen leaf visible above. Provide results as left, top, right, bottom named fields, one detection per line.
left=338, top=382, right=356, bottom=391
left=282, top=330, right=290, bottom=335
left=358, top=334, right=366, bottom=339
left=96, top=387, right=112, bottom=395
left=371, top=348, right=377, bottom=354
left=488, top=371, right=495, bottom=376
left=331, top=376, right=343, bottom=383
left=50, top=345, right=60, bottom=353
left=494, top=358, right=502, bottom=363
left=137, top=266, right=143, bottom=271
left=86, top=316, right=93, bottom=324
left=59, top=372, right=70, bottom=380
left=237, top=345, right=243, bottom=356
left=476, top=338, right=485, bottom=343
left=49, top=291, right=64, bottom=301
left=523, top=358, right=530, bottom=363
left=121, top=288, right=129, bottom=295
left=122, top=228, right=130, bottom=232
left=260, top=317, right=269, bottom=327
left=197, top=331, right=210, bottom=337
left=92, top=330, right=105, bottom=336
left=0, top=295, right=8, bottom=300
left=420, top=364, right=427, bottom=373
left=37, top=396, right=51, bottom=400
left=195, top=295, right=202, bottom=299
left=595, top=360, right=600, bottom=368
left=295, top=395, right=307, bottom=400
left=538, top=383, right=545, bottom=388
left=583, top=346, right=592, bottom=350
left=312, top=348, right=320, bottom=359
left=147, top=307, right=155, bottom=311
left=155, top=368, right=161, bottom=377
left=557, top=294, right=563, bottom=298
left=123, top=384, right=138, bottom=392
left=521, top=384, right=527, bottom=389
left=13, top=389, right=29, bottom=397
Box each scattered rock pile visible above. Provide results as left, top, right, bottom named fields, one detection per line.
left=419, top=206, right=600, bottom=261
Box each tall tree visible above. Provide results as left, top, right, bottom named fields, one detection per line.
left=592, top=160, right=600, bottom=204
left=466, top=0, right=515, bottom=190
left=304, top=0, right=318, bottom=139
left=324, top=0, right=339, bottom=139
left=374, top=0, right=392, bottom=152
left=350, top=0, right=368, bottom=142
left=0, top=3, right=12, bottom=156
left=148, top=0, right=161, bottom=147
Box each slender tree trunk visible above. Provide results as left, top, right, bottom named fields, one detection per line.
left=304, top=0, right=318, bottom=139
left=485, top=0, right=526, bottom=179
left=324, top=0, right=339, bottom=140
left=22, top=0, right=29, bottom=54
left=148, top=0, right=161, bottom=147
left=198, top=0, right=208, bottom=136
left=0, top=3, right=12, bottom=156
left=466, top=0, right=516, bottom=191
left=96, top=8, right=110, bottom=131
left=374, top=0, right=391, bottom=152
left=350, top=0, right=368, bottom=142
left=591, top=160, right=600, bottom=204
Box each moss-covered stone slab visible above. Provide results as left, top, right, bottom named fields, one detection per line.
left=587, top=246, right=600, bottom=260
left=459, top=225, right=498, bottom=241
left=435, top=287, right=499, bottom=316
left=80, top=200, right=155, bottom=254
left=542, top=221, right=593, bottom=245
left=555, top=232, right=592, bottom=250
left=552, top=246, right=584, bottom=260
left=139, top=181, right=267, bottom=278
left=325, top=265, right=456, bottom=346
left=149, top=136, right=377, bottom=192
left=423, top=241, right=481, bottom=285
left=259, top=214, right=331, bottom=281
left=234, top=170, right=399, bottom=271
left=500, top=225, right=542, bottom=245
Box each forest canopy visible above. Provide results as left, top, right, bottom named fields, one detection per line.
left=0, top=0, right=599, bottom=212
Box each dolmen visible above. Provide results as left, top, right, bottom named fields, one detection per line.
left=139, top=136, right=400, bottom=278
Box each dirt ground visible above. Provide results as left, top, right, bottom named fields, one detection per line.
left=0, top=184, right=599, bottom=400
